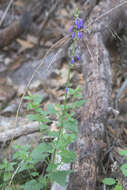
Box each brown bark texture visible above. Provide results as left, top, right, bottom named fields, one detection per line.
left=67, top=0, right=127, bottom=190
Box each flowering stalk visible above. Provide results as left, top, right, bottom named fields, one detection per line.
left=50, top=7, right=84, bottom=189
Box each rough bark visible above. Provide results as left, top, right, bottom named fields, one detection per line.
left=67, top=0, right=127, bottom=190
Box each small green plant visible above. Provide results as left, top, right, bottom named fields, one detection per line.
left=0, top=8, right=85, bottom=190
left=102, top=149, right=127, bottom=190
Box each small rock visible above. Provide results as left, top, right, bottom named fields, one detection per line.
left=1, top=103, right=18, bottom=116
left=4, top=57, right=12, bottom=66
left=0, top=84, right=16, bottom=102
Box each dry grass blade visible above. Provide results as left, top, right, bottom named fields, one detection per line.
left=0, top=0, right=13, bottom=26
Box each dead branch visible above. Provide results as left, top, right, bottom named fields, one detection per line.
left=0, top=121, right=39, bottom=147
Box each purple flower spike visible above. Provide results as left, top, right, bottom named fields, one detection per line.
left=69, top=26, right=73, bottom=32
left=72, top=57, right=75, bottom=64
left=72, top=32, right=75, bottom=39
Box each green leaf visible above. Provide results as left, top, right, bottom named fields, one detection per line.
left=60, top=150, right=76, bottom=163
left=4, top=187, right=12, bottom=190
left=27, top=114, right=50, bottom=123
left=33, top=95, right=43, bottom=104
left=49, top=170, right=72, bottom=187
left=64, top=133, right=77, bottom=143
left=14, top=144, right=31, bottom=151
left=31, top=172, right=39, bottom=177
left=73, top=100, right=86, bottom=108
left=18, top=164, right=28, bottom=173
left=39, top=176, right=47, bottom=187
left=102, top=178, right=116, bottom=185
left=27, top=114, right=39, bottom=121
left=31, top=143, right=53, bottom=163
left=119, top=149, right=127, bottom=156
left=3, top=172, right=11, bottom=182
left=0, top=164, right=4, bottom=169
left=47, top=104, right=57, bottom=115
left=27, top=102, right=33, bottom=110
left=68, top=88, right=75, bottom=95
left=48, top=130, right=59, bottom=137
left=39, top=124, right=49, bottom=131
left=31, top=151, right=48, bottom=164
left=120, top=163, right=127, bottom=176
left=47, top=163, right=58, bottom=172
left=24, top=95, right=32, bottom=100
left=114, top=182, right=123, bottom=190
left=65, top=104, right=73, bottom=110
left=63, top=118, right=78, bottom=134
left=24, top=180, right=42, bottom=190
left=68, top=87, right=82, bottom=97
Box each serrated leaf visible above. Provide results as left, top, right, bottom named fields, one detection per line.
left=4, top=187, right=12, bottom=190
left=0, top=164, right=4, bottom=169
left=49, top=170, right=72, bottom=187
left=114, top=182, right=122, bottom=190
left=60, top=150, right=76, bottom=163
left=26, top=114, right=38, bottom=121
left=27, top=102, right=33, bottom=110
left=47, top=104, right=57, bottom=115
left=33, top=95, right=43, bottom=104
left=102, top=178, right=116, bottom=185
left=24, top=180, right=42, bottom=190
left=73, top=100, right=86, bottom=108
left=48, top=130, right=59, bottom=137
left=47, top=163, right=58, bottom=172
left=63, top=119, right=78, bottom=134
left=4, top=172, right=11, bottom=182
left=39, top=124, right=49, bottom=131
left=24, top=96, right=32, bottom=100
left=120, top=163, right=127, bottom=176
left=68, top=88, right=75, bottom=95
left=31, top=151, right=48, bottom=164
left=31, top=172, right=39, bottom=177
left=119, top=149, right=127, bottom=156
left=68, top=87, right=82, bottom=96
left=18, top=164, right=27, bottom=173
left=31, top=143, right=53, bottom=163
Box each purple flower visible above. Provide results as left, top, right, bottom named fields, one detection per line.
left=76, top=55, right=80, bottom=61
left=69, top=26, right=73, bottom=32
left=75, top=18, right=80, bottom=29
left=72, top=57, right=75, bottom=64
left=77, top=31, right=83, bottom=39
left=74, top=18, right=78, bottom=26
left=74, top=18, right=84, bottom=30
left=77, top=23, right=81, bottom=30
left=65, top=87, right=68, bottom=93
left=79, top=18, right=84, bottom=28
left=72, top=32, right=75, bottom=39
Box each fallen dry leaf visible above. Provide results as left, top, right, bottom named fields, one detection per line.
left=16, top=38, right=34, bottom=49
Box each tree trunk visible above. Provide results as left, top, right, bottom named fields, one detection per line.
left=67, top=0, right=127, bottom=189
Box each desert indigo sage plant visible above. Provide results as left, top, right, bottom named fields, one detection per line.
left=0, top=8, right=85, bottom=190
